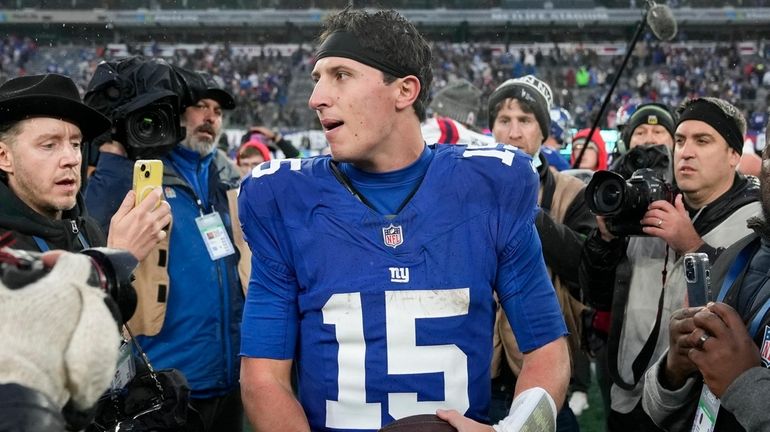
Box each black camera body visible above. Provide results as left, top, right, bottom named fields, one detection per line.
left=612, top=144, right=673, bottom=181
left=0, top=247, right=138, bottom=324
left=586, top=168, right=675, bottom=236
left=84, top=57, right=207, bottom=160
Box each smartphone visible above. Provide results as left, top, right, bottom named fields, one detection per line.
left=683, top=253, right=711, bottom=307
left=132, top=160, right=163, bottom=207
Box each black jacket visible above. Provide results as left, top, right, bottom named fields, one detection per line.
left=536, top=155, right=596, bottom=291
left=0, top=179, right=106, bottom=252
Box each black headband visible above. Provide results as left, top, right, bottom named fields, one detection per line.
left=315, top=31, right=416, bottom=79
left=678, top=99, right=743, bottom=155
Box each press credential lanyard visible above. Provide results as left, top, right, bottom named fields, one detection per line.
left=192, top=197, right=235, bottom=261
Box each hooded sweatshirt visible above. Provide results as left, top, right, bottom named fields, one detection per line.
left=0, top=178, right=105, bottom=252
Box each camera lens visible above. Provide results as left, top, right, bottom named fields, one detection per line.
left=593, top=178, right=624, bottom=214
left=137, top=116, right=159, bottom=139
left=140, top=164, right=146, bottom=171
left=586, top=170, right=630, bottom=217
left=685, top=259, right=695, bottom=281
left=144, top=171, right=150, bottom=178
left=117, top=99, right=182, bottom=158
left=126, top=104, right=175, bottom=147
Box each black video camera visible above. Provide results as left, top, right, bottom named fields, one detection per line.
left=0, top=247, right=138, bottom=324
left=112, top=97, right=181, bottom=160
left=585, top=168, right=675, bottom=236
left=84, top=56, right=207, bottom=160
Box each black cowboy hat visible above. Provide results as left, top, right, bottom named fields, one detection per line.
left=0, top=73, right=112, bottom=140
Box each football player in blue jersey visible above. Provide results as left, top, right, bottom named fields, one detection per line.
left=238, top=8, right=569, bottom=432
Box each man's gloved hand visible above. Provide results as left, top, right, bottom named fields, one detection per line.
left=0, top=252, right=120, bottom=411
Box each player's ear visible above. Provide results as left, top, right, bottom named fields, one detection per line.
left=395, top=75, right=421, bottom=112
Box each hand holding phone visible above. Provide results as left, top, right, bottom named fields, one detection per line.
left=683, top=253, right=711, bottom=307
left=132, top=160, right=163, bottom=207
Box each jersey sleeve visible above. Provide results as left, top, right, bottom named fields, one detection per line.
left=495, top=152, right=568, bottom=353
left=238, top=173, right=299, bottom=359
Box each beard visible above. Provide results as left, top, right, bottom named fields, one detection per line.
left=181, top=123, right=221, bottom=156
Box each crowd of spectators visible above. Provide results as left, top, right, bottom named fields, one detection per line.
left=431, top=38, right=770, bottom=141
left=7, top=34, right=770, bottom=151
left=167, top=44, right=304, bottom=128
left=0, top=36, right=37, bottom=77
left=1, top=41, right=308, bottom=134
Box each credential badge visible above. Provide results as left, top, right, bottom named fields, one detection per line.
left=761, top=325, right=770, bottom=367
left=382, top=224, right=403, bottom=249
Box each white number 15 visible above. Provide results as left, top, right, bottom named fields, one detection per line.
left=322, top=288, right=470, bottom=429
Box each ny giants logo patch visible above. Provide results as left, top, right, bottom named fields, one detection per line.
left=382, top=224, right=403, bottom=249
left=761, top=325, right=770, bottom=367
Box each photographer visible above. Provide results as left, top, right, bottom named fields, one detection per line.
left=0, top=73, right=169, bottom=260
left=585, top=102, right=677, bottom=418
left=608, top=103, right=676, bottom=181
left=579, top=97, right=762, bottom=432
left=642, top=143, right=770, bottom=432
left=84, top=57, right=246, bottom=431
left=0, top=250, right=121, bottom=432
left=615, top=103, right=676, bottom=156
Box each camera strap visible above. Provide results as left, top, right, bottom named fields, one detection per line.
left=716, top=238, right=770, bottom=337
left=123, top=323, right=165, bottom=396
left=32, top=232, right=90, bottom=252
left=607, top=245, right=669, bottom=391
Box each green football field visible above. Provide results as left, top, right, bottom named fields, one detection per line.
left=577, top=370, right=607, bottom=432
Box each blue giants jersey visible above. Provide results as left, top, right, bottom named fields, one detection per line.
left=238, top=144, right=566, bottom=431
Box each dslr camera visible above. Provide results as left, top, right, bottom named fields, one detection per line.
left=585, top=168, right=675, bottom=237
left=84, top=56, right=207, bottom=160
left=0, top=246, right=138, bottom=324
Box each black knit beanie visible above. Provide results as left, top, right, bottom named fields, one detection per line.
left=621, top=103, right=676, bottom=147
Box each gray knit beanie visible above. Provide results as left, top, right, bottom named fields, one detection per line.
left=430, top=79, right=483, bottom=126
left=488, top=75, right=553, bottom=140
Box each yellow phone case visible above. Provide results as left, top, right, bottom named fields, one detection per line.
left=132, top=159, right=164, bottom=207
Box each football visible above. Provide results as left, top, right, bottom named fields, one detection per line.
left=378, top=414, right=458, bottom=432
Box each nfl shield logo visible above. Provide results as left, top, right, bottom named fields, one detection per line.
left=382, top=224, right=404, bottom=249
left=761, top=326, right=770, bottom=368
